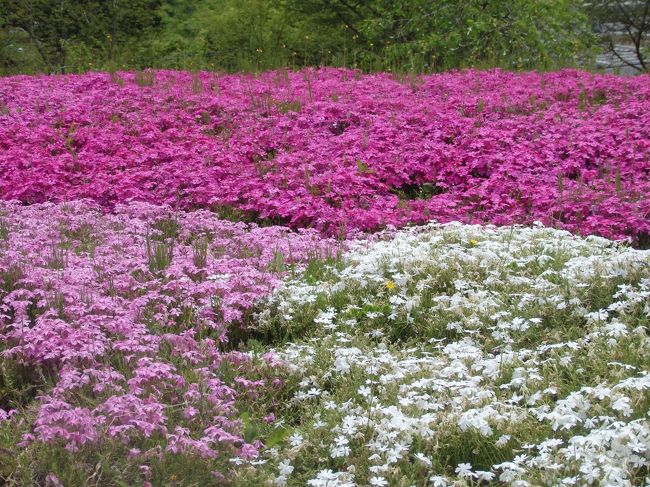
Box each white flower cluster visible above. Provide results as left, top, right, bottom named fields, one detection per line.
left=257, top=222, right=650, bottom=486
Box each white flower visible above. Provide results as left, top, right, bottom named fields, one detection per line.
left=330, top=436, right=351, bottom=458
left=315, top=308, right=337, bottom=329
left=358, top=385, right=372, bottom=397
left=538, top=438, right=563, bottom=451
left=288, top=433, right=304, bottom=447
left=495, top=434, right=511, bottom=447
left=429, top=475, right=448, bottom=486
left=266, top=222, right=650, bottom=487
left=369, top=477, right=388, bottom=486
left=278, top=460, right=294, bottom=476
left=475, top=471, right=495, bottom=482
left=414, top=452, right=432, bottom=467
left=455, top=463, right=475, bottom=479
left=307, top=469, right=355, bottom=487
left=611, top=396, right=633, bottom=416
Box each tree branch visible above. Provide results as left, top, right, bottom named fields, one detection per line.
left=613, top=0, right=640, bottom=30
left=608, top=38, right=644, bottom=71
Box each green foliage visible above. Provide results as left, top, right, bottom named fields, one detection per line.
left=191, top=234, right=209, bottom=268
left=146, top=231, right=175, bottom=273
left=391, top=181, right=445, bottom=201
left=268, top=249, right=286, bottom=273
left=59, top=222, right=100, bottom=256
left=153, top=0, right=290, bottom=71
left=134, top=69, right=156, bottom=86
left=284, top=0, right=595, bottom=71
left=0, top=263, right=23, bottom=295
left=1, top=0, right=161, bottom=74
left=47, top=243, right=67, bottom=270
left=0, top=25, right=41, bottom=75
left=1, top=0, right=596, bottom=75
left=0, top=217, right=9, bottom=240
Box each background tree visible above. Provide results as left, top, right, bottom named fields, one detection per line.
left=586, top=0, right=649, bottom=72
left=153, top=0, right=288, bottom=71
left=1, top=0, right=160, bottom=73
left=74, top=0, right=162, bottom=67
left=0, top=24, right=41, bottom=74
left=284, top=0, right=594, bottom=71
left=1, top=0, right=597, bottom=75
left=1, top=0, right=83, bottom=72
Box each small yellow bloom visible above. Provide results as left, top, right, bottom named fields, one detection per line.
left=469, top=239, right=479, bottom=247
left=385, top=280, right=396, bottom=291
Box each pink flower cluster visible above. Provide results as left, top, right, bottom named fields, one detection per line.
left=1, top=68, right=648, bottom=241
left=0, top=200, right=335, bottom=464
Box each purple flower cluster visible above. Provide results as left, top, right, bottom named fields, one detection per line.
left=0, top=200, right=335, bottom=465
left=1, top=68, right=648, bottom=241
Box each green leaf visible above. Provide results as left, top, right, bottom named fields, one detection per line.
left=265, top=427, right=289, bottom=448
